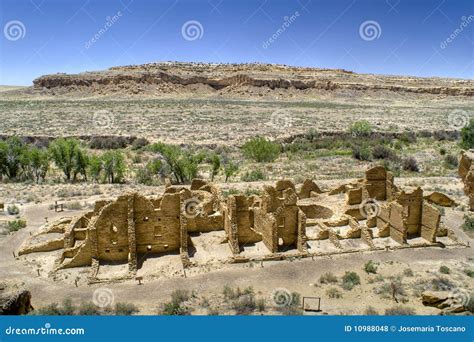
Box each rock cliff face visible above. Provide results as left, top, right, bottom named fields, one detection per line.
left=31, top=62, right=474, bottom=97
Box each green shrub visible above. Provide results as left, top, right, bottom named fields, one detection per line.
left=114, top=302, right=139, bottom=315
left=89, top=136, right=129, bottom=150
left=33, top=303, right=63, bottom=315
left=160, top=301, right=189, bottom=315
left=342, top=272, right=361, bottom=290
left=7, top=205, right=20, bottom=215
left=399, top=131, right=416, bottom=144
left=460, top=118, right=474, bottom=149
left=463, top=269, right=474, bottom=278
left=7, top=219, right=26, bottom=232
left=223, top=285, right=236, bottom=299
left=242, top=137, right=280, bottom=163
left=232, top=293, right=256, bottom=315
left=78, top=302, right=102, bottom=315
left=326, top=287, right=342, bottom=298
left=402, top=157, right=420, bottom=172
left=159, top=289, right=190, bottom=315
left=444, top=154, right=458, bottom=169
left=131, top=138, right=149, bottom=150
left=65, top=201, right=83, bottom=210
left=256, top=298, right=266, bottom=312
left=461, top=215, right=474, bottom=236
left=319, top=272, right=338, bottom=284
left=348, top=120, right=373, bottom=137
left=364, top=260, right=378, bottom=274
left=439, top=266, right=450, bottom=274
left=364, top=306, right=379, bottom=315
left=171, top=289, right=190, bottom=304
left=403, top=268, right=414, bottom=277
left=276, top=292, right=303, bottom=316
left=385, top=306, right=415, bottom=315
left=372, top=145, right=395, bottom=160
left=351, top=144, right=372, bottom=161
left=241, top=169, right=266, bottom=182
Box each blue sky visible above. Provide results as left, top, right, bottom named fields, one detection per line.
left=0, top=0, right=473, bottom=85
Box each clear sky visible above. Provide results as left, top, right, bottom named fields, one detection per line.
left=0, top=0, right=473, bottom=85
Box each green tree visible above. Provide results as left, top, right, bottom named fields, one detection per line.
left=242, top=137, right=280, bottom=163
left=210, top=154, right=221, bottom=181
left=88, top=155, right=103, bottom=183
left=73, top=148, right=89, bottom=182
left=150, top=143, right=202, bottom=184
left=102, top=151, right=125, bottom=183
left=48, top=138, right=88, bottom=182
left=224, top=162, right=238, bottom=182
left=27, top=147, right=50, bottom=183
left=461, top=118, right=474, bottom=149
left=135, top=159, right=163, bottom=185
left=0, top=137, right=28, bottom=180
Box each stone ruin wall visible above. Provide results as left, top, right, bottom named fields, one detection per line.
left=16, top=164, right=461, bottom=277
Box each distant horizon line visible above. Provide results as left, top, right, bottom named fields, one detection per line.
left=3, top=59, right=474, bottom=87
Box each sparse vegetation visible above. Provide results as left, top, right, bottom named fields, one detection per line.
left=463, top=269, right=474, bottom=278
left=319, top=272, right=338, bottom=284
left=460, top=118, right=474, bottom=149
left=348, top=120, right=373, bottom=137
left=402, top=157, right=420, bottom=172
left=461, top=214, right=474, bottom=237
left=31, top=300, right=138, bottom=315
left=364, top=260, right=378, bottom=274
left=341, top=272, right=361, bottom=291
left=326, top=287, right=343, bottom=298
left=439, top=265, right=450, bottom=274
left=160, top=289, right=191, bottom=315
left=7, top=205, right=20, bottom=215
left=351, top=144, right=372, bottom=161
left=385, top=306, right=415, bottom=315
left=242, top=137, right=280, bottom=163
left=7, top=219, right=26, bottom=232
left=241, top=169, right=266, bottom=182
left=364, top=306, right=379, bottom=315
